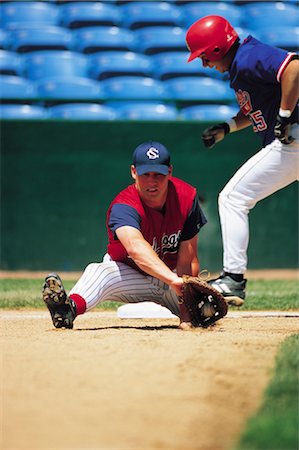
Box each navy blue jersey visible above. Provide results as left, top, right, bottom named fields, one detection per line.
left=229, top=36, right=297, bottom=147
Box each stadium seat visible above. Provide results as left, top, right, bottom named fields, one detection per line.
left=88, top=51, right=153, bottom=80
left=101, top=76, right=166, bottom=100
left=151, top=51, right=222, bottom=80
left=35, top=76, right=104, bottom=102
left=47, top=103, right=117, bottom=120
left=23, top=51, right=88, bottom=80
left=163, top=77, right=235, bottom=103
left=235, top=27, right=261, bottom=43
left=73, top=26, right=136, bottom=54
left=181, top=2, right=242, bottom=28
left=119, top=2, right=184, bottom=30
left=0, top=75, right=37, bottom=101
left=0, top=104, right=47, bottom=119
left=0, top=29, right=10, bottom=50
left=257, top=27, right=299, bottom=53
left=0, top=1, right=60, bottom=30
left=59, top=2, right=122, bottom=29
left=240, top=2, right=299, bottom=30
left=180, top=104, right=239, bottom=121
left=0, top=49, right=23, bottom=75
left=134, top=26, right=187, bottom=55
left=8, top=26, right=74, bottom=53
left=107, top=101, right=178, bottom=120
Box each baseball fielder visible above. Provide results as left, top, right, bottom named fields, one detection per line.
left=43, top=141, right=207, bottom=330
left=186, top=15, right=299, bottom=305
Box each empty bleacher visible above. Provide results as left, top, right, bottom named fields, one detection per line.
left=0, top=0, right=298, bottom=120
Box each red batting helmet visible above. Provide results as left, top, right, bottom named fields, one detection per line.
left=186, top=15, right=239, bottom=62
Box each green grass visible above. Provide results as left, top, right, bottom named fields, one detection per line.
left=0, top=278, right=298, bottom=310
left=242, top=280, right=299, bottom=311
left=234, top=334, right=299, bottom=450
left=0, top=279, right=121, bottom=310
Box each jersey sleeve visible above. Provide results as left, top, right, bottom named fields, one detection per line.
left=108, top=204, right=141, bottom=238
left=239, top=39, right=291, bottom=84
left=180, top=195, right=207, bottom=241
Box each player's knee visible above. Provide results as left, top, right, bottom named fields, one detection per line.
left=85, top=262, right=98, bottom=271
left=218, top=190, right=228, bottom=208
left=219, top=189, right=252, bottom=212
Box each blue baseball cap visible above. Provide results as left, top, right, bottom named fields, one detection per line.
left=132, top=141, right=171, bottom=175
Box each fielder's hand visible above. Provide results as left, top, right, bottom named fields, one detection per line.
left=274, top=114, right=294, bottom=145
left=202, top=122, right=230, bottom=149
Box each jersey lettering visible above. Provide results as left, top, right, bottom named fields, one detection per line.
left=236, top=89, right=267, bottom=133
left=236, top=89, right=252, bottom=115
left=152, top=231, right=182, bottom=256
left=250, top=110, right=267, bottom=132
left=161, top=230, right=182, bottom=255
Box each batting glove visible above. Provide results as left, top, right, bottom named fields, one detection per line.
left=274, top=114, right=294, bottom=145
left=202, top=122, right=230, bottom=149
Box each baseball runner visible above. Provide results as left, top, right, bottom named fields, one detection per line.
left=186, top=15, right=299, bottom=305
left=42, top=141, right=210, bottom=330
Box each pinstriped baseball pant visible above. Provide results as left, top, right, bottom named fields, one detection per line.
left=69, top=258, right=180, bottom=317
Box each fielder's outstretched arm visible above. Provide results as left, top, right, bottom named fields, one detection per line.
left=176, top=235, right=199, bottom=277
left=116, top=225, right=184, bottom=297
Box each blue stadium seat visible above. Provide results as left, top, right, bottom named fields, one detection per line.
left=257, top=27, right=299, bottom=53
left=9, top=26, right=74, bottom=53
left=181, top=2, right=242, bottom=28
left=73, top=26, right=136, bottom=54
left=235, top=27, right=261, bottom=43
left=101, top=76, right=166, bottom=100
left=120, top=2, right=184, bottom=30
left=240, top=2, right=299, bottom=30
left=0, top=49, right=23, bottom=75
left=35, top=76, right=104, bottom=102
left=47, top=103, right=118, bottom=120
left=107, top=101, right=178, bottom=120
left=59, top=2, right=122, bottom=29
left=88, top=51, right=153, bottom=80
left=0, top=29, right=10, bottom=50
left=0, top=75, right=37, bottom=101
left=0, top=2, right=60, bottom=30
left=163, top=77, right=235, bottom=103
left=151, top=51, right=222, bottom=80
left=23, top=51, right=88, bottom=80
left=0, top=104, right=47, bottom=119
left=134, top=26, right=187, bottom=55
left=180, top=104, right=239, bottom=121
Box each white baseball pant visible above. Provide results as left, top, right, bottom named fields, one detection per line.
left=219, top=125, right=299, bottom=274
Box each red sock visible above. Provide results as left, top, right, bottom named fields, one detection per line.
left=69, top=293, right=87, bottom=315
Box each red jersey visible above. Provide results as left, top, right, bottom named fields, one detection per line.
left=106, top=177, right=204, bottom=271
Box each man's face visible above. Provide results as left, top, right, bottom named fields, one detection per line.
left=199, top=55, right=229, bottom=73
left=131, top=166, right=172, bottom=207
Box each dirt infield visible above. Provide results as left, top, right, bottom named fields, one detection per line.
left=1, top=309, right=298, bottom=450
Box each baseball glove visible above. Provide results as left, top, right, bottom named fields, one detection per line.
left=180, top=275, right=228, bottom=327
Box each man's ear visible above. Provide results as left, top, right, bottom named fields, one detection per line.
left=131, top=165, right=137, bottom=180
left=168, top=165, right=173, bottom=176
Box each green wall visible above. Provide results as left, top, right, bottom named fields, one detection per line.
left=1, top=120, right=298, bottom=271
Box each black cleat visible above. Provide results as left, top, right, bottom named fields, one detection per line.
left=42, top=273, right=77, bottom=329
